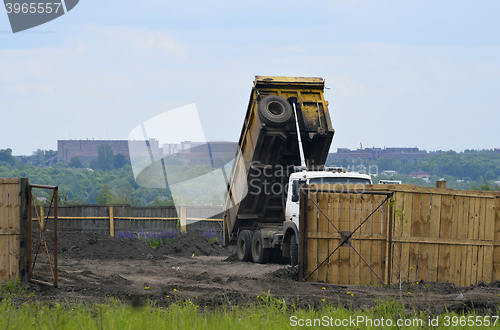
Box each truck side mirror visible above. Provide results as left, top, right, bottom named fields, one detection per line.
left=291, top=180, right=299, bottom=202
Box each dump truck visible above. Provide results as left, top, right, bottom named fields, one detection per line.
left=223, top=76, right=371, bottom=264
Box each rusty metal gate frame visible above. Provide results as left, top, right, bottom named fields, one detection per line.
left=28, top=184, right=58, bottom=287
left=299, top=187, right=394, bottom=285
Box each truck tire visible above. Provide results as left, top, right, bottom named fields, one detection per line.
left=251, top=231, right=271, bottom=264
left=237, top=230, right=253, bottom=262
left=290, top=234, right=299, bottom=266
left=258, top=95, right=293, bottom=126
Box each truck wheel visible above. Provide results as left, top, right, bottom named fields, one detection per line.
left=251, top=231, right=271, bottom=264
left=258, top=95, right=293, bottom=126
left=236, top=230, right=253, bottom=262
left=290, top=234, right=299, bottom=266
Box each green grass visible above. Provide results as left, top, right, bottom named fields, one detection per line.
left=0, top=279, right=26, bottom=297
left=0, top=294, right=499, bottom=329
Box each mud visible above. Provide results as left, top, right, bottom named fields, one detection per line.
left=155, top=231, right=232, bottom=258
left=15, top=232, right=500, bottom=314
left=58, top=232, right=163, bottom=260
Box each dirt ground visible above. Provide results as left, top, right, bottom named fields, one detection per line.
left=18, top=231, right=500, bottom=314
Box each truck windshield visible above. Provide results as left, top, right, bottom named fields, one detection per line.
left=309, top=177, right=371, bottom=185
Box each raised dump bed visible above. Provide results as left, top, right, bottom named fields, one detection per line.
left=223, top=76, right=334, bottom=245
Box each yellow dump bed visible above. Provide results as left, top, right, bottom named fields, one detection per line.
left=223, top=76, right=335, bottom=242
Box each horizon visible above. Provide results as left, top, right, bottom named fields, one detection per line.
left=6, top=140, right=500, bottom=157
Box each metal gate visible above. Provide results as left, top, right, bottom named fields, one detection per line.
left=28, top=184, right=58, bottom=287
left=299, top=186, right=393, bottom=285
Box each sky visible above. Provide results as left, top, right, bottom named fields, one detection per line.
left=1, top=0, right=499, bottom=155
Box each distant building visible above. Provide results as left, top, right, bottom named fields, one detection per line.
left=495, top=148, right=500, bottom=153
left=381, top=170, right=398, bottom=176
left=163, top=141, right=205, bottom=155
left=409, top=169, right=430, bottom=179
left=57, top=139, right=161, bottom=163
left=163, top=141, right=237, bottom=165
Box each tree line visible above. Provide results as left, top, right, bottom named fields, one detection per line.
left=330, top=149, right=500, bottom=191
left=0, top=144, right=224, bottom=206
left=2, top=147, right=499, bottom=206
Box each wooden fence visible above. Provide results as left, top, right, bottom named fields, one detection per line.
left=31, top=204, right=224, bottom=236
left=0, top=178, right=29, bottom=282
left=300, top=184, right=500, bottom=287
left=2, top=178, right=224, bottom=283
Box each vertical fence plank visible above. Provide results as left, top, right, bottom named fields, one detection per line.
left=0, top=236, right=8, bottom=280
left=372, top=194, right=386, bottom=285
left=401, top=192, right=412, bottom=282
left=8, top=182, right=20, bottom=280
left=470, top=198, right=481, bottom=285
left=328, top=192, right=340, bottom=284
left=9, top=233, right=19, bottom=279
left=449, top=196, right=462, bottom=285
left=0, top=180, right=20, bottom=281
left=418, top=193, right=431, bottom=282
left=494, top=197, right=500, bottom=281
left=477, top=198, right=487, bottom=282
left=465, top=197, right=475, bottom=286
left=438, top=195, right=453, bottom=283
left=0, top=183, right=9, bottom=279
left=391, top=192, right=404, bottom=285
left=369, top=194, right=380, bottom=284
left=351, top=194, right=361, bottom=285
left=359, top=194, right=372, bottom=285
left=9, top=183, right=19, bottom=233
left=428, top=194, right=442, bottom=282
left=324, top=192, right=331, bottom=284
left=307, top=191, right=318, bottom=282
left=339, top=193, right=350, bottom=284
left=483, top=198, right=495, bottom=283
left=317, top=191, right=329, bottom=283
left=460, top=197, right=471, bottom=286
left=409, top=193, right=421, bottom=283
left=19, top=179, right=29, bottom=282
left=0, top=181, right=8, bottom=280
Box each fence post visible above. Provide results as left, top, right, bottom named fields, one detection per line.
left=223, top=215, right=228, bottom=246
left=109, top=206, right=114, bottom=237
left=180, top=206, right=187, bottom=233
left=19, top=178, right=29, bottom=282
left=39, top=205, right=44, bottom=230
left=386, top=197, right=393, bottom=285
left=436, top=180, right=446, bottom=189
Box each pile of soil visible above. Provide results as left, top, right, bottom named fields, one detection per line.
left=156, top=231, right=232, bottom=258
left=58, top=232, right=162, bottom=260
left=269, top=265, right=298, bottom=280
left=223, top=253, right=239, bottom=262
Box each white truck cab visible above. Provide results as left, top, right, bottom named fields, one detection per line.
left=281, top=167, right=372, bottom=265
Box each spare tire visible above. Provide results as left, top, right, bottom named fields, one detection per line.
left=258, top=95, right=293, bottom=126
